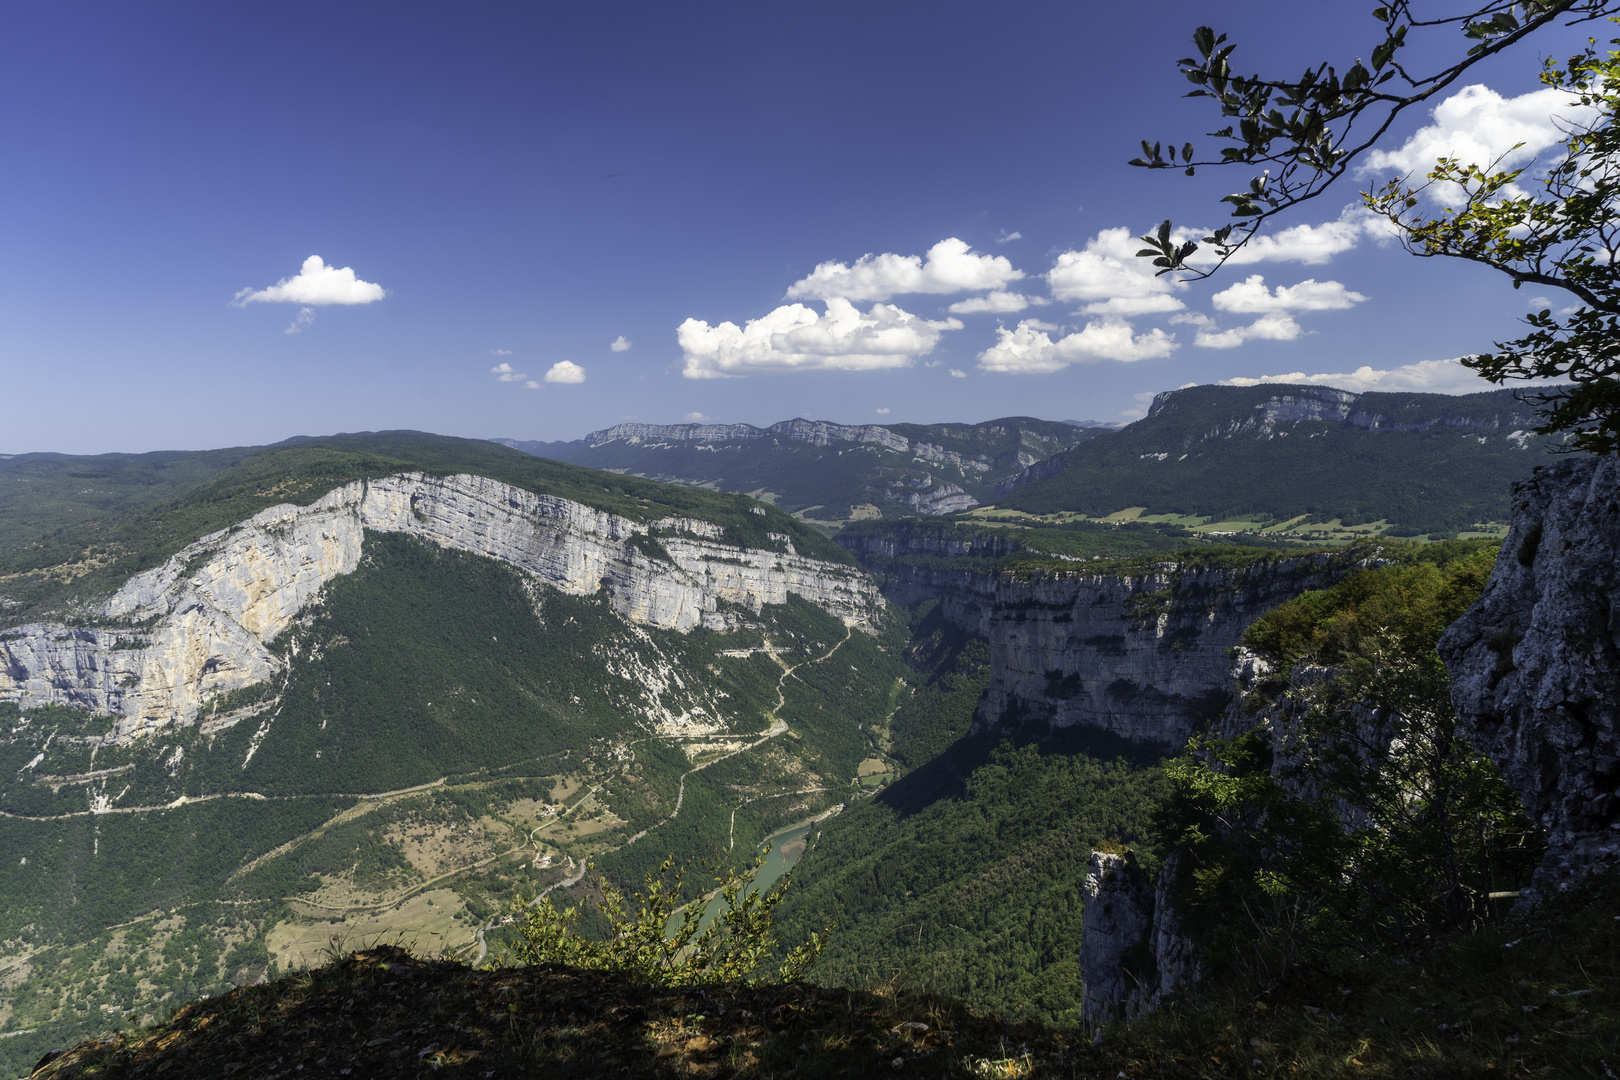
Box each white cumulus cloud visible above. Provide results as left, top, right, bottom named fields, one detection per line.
left=233, top=255, right=386, bottom=306
left=1195, top=314, right=1303, bottom=349
left=678, top=298, right=961, bottom=378
left=947, top=290, right=1048, bottom=314
left=996, top=230, right=1022, bottom=244
left=1211, top=275, right=1369, bottom=313
left=610, top=335, right=632, bottom=352
left=1046, top=228, right=1188, bottom=315
left=491, top=362, right=527, bottom=382
left=284, top=307, right=316, bottom=335
left=785, top=238, right=1023, bottom=302
left=977, top=317, right=1177, bottom=374
left=1221, top=207, right=1376, bottom=265
left=949, top=368, right=967, bottom=378
left=491, top=347, right=512, bottom=356
left=1359, top=84, right=1598, bottom=203
left=544, top=361, right=586, bottom=384
left=1219, top=357, right=1513, bottom=394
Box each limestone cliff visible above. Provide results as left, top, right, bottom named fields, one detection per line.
left=0, top=472, right=879, bottom=742
left=836, top=524, right=1014, bottom=636
left=1079, top=850, right=1198, bottom=1027
left=975, top=554, right=1360, bottom=747
left=1441, top=454, right=1620, bottom=898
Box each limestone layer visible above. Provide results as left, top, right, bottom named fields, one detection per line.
left=0, top=473, right=879, bottom=741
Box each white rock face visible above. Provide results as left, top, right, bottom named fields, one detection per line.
left=0, top=472, right=880, bottom=741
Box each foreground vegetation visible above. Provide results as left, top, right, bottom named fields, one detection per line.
left=30, top=868, right=1618, bottom=1077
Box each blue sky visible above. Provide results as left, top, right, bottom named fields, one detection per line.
left=0, top=1, right=1597, bottom=453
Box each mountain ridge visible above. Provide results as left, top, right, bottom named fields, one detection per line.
left=993, top=383, right=1560, bottom=534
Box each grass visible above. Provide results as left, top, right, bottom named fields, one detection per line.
left=31, top=877, right=1618, bottom=1078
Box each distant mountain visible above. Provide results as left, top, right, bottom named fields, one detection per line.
left=495, top=416, right=1098, bottom=524
left=994, top=383, right=1562, bottom=535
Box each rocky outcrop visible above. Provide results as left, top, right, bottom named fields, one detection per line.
left=0, top=472, right=880, bottom=742
left=1441, top=454, right=1620, bottom=899
left=877, top=477, right=977, bottom=516
left=976, top=554, right=1361, bottom=747
left=1080, top=850, right=1198, bottom=1027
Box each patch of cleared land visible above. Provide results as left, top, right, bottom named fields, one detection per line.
left=269, top=889, right=475, bottom=970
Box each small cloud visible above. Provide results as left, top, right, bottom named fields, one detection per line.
left=679, top=299, right=961, bottom=378
left=1119, top=391, right=1158, bottom=421
left=1195, top=314, right=1303, bottom=349
left=1217, top=356, right=1563, bottom=394
left=1359, top=84, right=1599, bottom=205
left=610, top=335, right=632, bottom=352
left=977, top=317, right=1177, bottom=374
left=233, top=255, right=386, bottom=306
left=491, top=348, right=513, bottom=356
left=684, top=411, right=712, bottom=423
left=786, top=238, right=1024, bottom=302
left=949, top=368, right=967, bottom=378
left=284, top=307, right=316, bottom=335
left=948, top=290, right=1049, bottom=315
left=1047, top=228, right=1187, bottom=314
left=876, top=407, right=891, bottom=414
left=1527, top=296, right=1552, bottom=309
left=995, top=229, right=1022, bottom=245
left=544, top=361, right=586, bottom=384
left=1211, top=275, right=1369, bottom=313
left=491, top=362, right=528, bottom=382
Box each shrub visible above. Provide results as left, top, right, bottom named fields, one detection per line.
left=509, top=852, right=828, bottom=986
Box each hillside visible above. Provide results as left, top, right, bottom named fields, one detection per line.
left=496, top=416, right=1098, bottom=524
left=0, top=435, right=907, bottom=1073
left=0, top=431, right=849, bottom=631
left=994, top=384, right=1562, bottom=536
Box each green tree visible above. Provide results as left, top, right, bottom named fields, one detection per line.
left=509, top=852, right=827, bottom=986
left=1132, top=1, right=1620, bottom=451
left=1153, top=553, right=1540, bottom=978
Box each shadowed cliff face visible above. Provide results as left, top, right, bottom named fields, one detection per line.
left=975, top=555, right=1361, bottom=748
left=1441, top=455, right=1620, bottom=898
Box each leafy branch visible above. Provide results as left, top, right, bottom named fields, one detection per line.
left=1132, top=1, right=1615, bottom=276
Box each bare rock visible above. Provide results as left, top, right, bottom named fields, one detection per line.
left=1440, top=454, right=1620, bottom=899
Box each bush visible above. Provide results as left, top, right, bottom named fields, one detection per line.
left=509, top=852, right=828, bottom=986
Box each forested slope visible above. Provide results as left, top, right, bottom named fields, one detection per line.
left=996, top=384, right=1561, bottom=534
